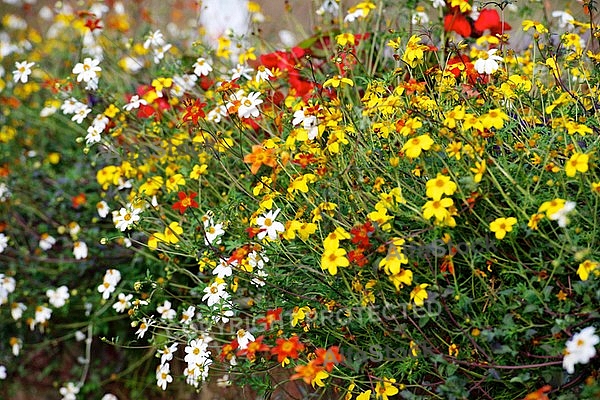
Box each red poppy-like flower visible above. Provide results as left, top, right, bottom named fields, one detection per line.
left=85, top=17, right=102, bottom=32
left=172, top=191, right=198, bottom=214
left=473, top=9, right=511, bottom=36
left=444, top=11, right=472, bottom=37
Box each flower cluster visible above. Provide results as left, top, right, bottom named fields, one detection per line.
left=1, top=0, right=600, bottom=399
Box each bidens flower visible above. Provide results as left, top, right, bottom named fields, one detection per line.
left=563, top=326, right=599, bottom=374
left=13, top=60, right=35, bottom=83
left=256, top=208, right=285, bottom=240
left=474, top=49, right=503, bottom=74
left=489, top=217, right=517, bottom=240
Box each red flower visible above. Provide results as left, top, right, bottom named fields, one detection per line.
left=85, top=17, right=102, bottom=32
left=348, top=248, right=369, bottom=267
left=172, top=191, right=198, bottom=214
left=444, top=11, right=472, bottom=38
left=314, top=346, right=343, bottom=372
left=236, top=336, right=270, bottom=362
left=181, top=98, right=207, bottom=125
left=71, top=193, right=86, bottom=209
left=473, top=9, right=511, bottom=36
left=270, top=336, right=305, bottom=363
left=350, top=221, right=375, bottom=248
left=257, top=308, right=283, bottom=330
left=220, top=339, right=239, bottom=362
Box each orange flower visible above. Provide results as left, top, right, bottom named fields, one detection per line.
left=71, top=193, right=87, bottom=209
left=257, top=307, right=283, bottom=330
left=270, top=336, right=305, bottom=363
left=243, top=144, right=278, bottom=174
left=290, top=359, right=325, bottom=384
left=236, top=336, right=270, bottom=362
left=314, top=346, right=343, bottom=371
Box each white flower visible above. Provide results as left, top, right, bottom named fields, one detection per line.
left=256, top=208, right=285, bottom=240
left=158, top=343, right=178, bottom=365
left=71, top=105, right=92, bottom=124
left=72, top=57, right=101, bottom=83
left=430, top=0, right=446, bottom=8
left=101, top=394, right=118, bottom=400
left=0, top=233, right=9, bottom=253
left=10, top=337, right=21, bottom=356
left=255, top=66, right=274, bottom=83
left=136, top=317, right=152, bottom=339
left=59, top=382, right=80, bottom=400
left=203, top=218, right=225, bottom=245
left=85, top=124, right=103, bottom=145
left=144, top=30, right=165, bottom=49
left=61, top=98, right=83, bottom=115
left=0, top=183, right=12, bottom=202
left=13, top=60, right=34, bottom=83
left=238, top=91, right=263, bottom=119
left=316, top=0, right=340, bottom=16
left=112, top=293, right=133, bottom=313
left=213, top=258, right=234, bottom=279
left=236, top=329, right=255, bottom=350
left=172, top=74, right=197, bottom=92
left=184, top=337, right=211, bottom=365
left=39, top=233, right=56, bottom=250
left=563, top=326, right=599, bottom=374
left=97, top=281, right=116, bottom=300
left=202, top=281, right=229, bottom=307
left=112, top=206, right=142, bottom=231
left=157, top=300, right=177, bottom=320
left=153, top=43, right=172, bottom=64
left=73, top=241, right=88, bottom=260
left=211, top=300, right=235, bottom=323
left=11, top=302, right=26, bottom=320
left=550, top=201, right=576, bottom=228
left=230, top=64, right=253, bottom=81
left=156, top=362, right=172, bottom=390
left=180, top=305, right=196, bottom=324
left=0, top=365, right=6, bottom=380
left=292, top=108, right=319, bottom=140
left=474, top=49, right=503, bottom=74
left=124, top=95, right=147, bottom=111
left=103, top=269, right=122, bottom=286
left=552, top=11, right=574, bottom=29
left=97, top=201, right=110, bottom=218
left=193, top=57, right=213, bottom=77
left=34, top=305, right=52, bottom=325
left=47, top=285, right=70, bottom=308
left=412, top=11, right=429, bottom=25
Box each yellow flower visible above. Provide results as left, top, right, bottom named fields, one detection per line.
left=321, top=239, right=349, bottom=275
left=312, top=370, right=329, bottom=388
left=410, top=284, right=429, bottom=306
left=379, top=238, right=409, bottom=275
left=336, top=33, right=355, bottom=46
left=402, top=134, right=434, bottom=159
left=402, top=35, right=429, bottom=68
left=470, top=160, right=486, bottom=183
left=527, top=213, right=544, bottom=230
left=190, top=164, right=208, bottom=179
left=565, top=152, right=589, bottom=177
left=426, top=174, right=457, bottom=200
left=577, top=260, right=598, bottom=281
left=356, top=391, right=372, bottom=400
left=165, top=173, right=185, bottom=192
left=489, top=217, right=517, bottom=240
left=522, top=20, right=548, bottom=33
left=375, top=377, right=399, bottom=400
left=443, top=105, right=465, bottom=128
left=480, top=108, right=509, bottom=130
left=323, top=75, right=354, bottom=88
left=422, top=198, right=454, bottom=222
left=291, top=306, right=312, bottom=327
left=538, top=198, right=566, bottom=217
left=389, top=269, right=413, bottom=291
